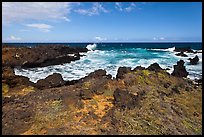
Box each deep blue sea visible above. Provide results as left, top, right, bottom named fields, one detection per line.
left=8, top=42, right=202, bottom=83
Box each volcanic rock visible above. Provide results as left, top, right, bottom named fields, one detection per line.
left=79, top=90, right=93, bottom=100
left=88, top=69, right=107, bottom=79
left=133, top=66, right=145, bottom=71
left=171, top=60, right=188, bottom=77
left=147, top=63, right=163, bottom=72
left=175, top=52, right=188, bottom=57
left=2, top=66, right=34, bottom=88
left=113, top=88, right=144, bottom=110
left=36, top=73, right=65, bottom=89
left=116, top=67, right=131, bottom=79
left=188, top=55, right=199, bottom=65
left=2, top=45, right=88, bottom=68
left=174, top=47, right=194, bottom=53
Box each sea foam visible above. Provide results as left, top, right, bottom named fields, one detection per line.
left=14, top=44, right=202, bottom=83
left=86, top=43, right=97, bottom=51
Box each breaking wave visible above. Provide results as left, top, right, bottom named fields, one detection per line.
left=14, top=46, right=202, bottom=83
left=86, top=43, right=97, bottom=51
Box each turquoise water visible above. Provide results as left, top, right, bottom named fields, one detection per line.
left=13, top=43, right=202, bottom=83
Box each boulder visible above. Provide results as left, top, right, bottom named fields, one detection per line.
left=36, top=73, right=65, bottom=89
left=113, top=88, right=145, bottom=110
left=188, top=55, right=199, bottom=65
left=116, top=67, right=131, bottom=79
left=147, top=63, right=163, bottom=72
left=171, top=60, right=189, bottom=78
left=11, top=76, right=35, bottom=88
left=133, top=66, right=145, bottom=71
left=175, top=52, right=188, bottom=57
left=2, top=66, right=34, bottom=88
left=88, top=69, right=107, bottom=79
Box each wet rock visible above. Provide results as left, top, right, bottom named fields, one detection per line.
left=171, top=60, right=188, bottom=78
left=36, top=73, right=65, bottom=89
left=194, top=78, right=202, bottom=86
left=147, top=63, right=163, bottom=72
left=188, top=55, right=199, bottom=65
left=174, top=47, right=194, bottom=53
left=175, top=52, right=188, bottom=57
left=116, top=67, right=131, bottom=79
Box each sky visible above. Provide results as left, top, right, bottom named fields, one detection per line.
left=2, top=2, right=202, bottom=43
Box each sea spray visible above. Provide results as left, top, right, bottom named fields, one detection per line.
left=14, top=43, right=202, bottom=83
left=86, top=43, right=97, bottom=51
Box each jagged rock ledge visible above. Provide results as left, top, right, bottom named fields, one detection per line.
left=2, top=44, right=88, bottom=68
left=2, top=60, right=202, bottom=135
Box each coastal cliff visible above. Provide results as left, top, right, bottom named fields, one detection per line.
left=2, top=46, right=202, bottom=135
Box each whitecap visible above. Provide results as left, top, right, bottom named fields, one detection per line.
left=14, top=46, right=202, bottom=82
left=86, top=43, right=97, bottom=51
left=147, top=47, right=175, bottom=52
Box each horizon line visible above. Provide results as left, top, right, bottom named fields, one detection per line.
left=2, top=41, right=202, bottom=43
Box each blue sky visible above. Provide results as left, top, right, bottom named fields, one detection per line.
left=2, top=2, right=202, bottom=42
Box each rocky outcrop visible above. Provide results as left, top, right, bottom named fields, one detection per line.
left=2, top=66, right=35, bottom=88
left=188, top=55, right=199, bottom=65
left=194, top=78, right=202, bottom=86
left=171, top=60, right=188, bottom=77
left=2, top=45, right=88, bottom=68
left=87, top=69, right=107, bottom=79
left=36, top=73, right=65, bottom=89
left=175, top=52, right=188, bottom=57
left=76, top=69, right=112, bottom=95
left=147, top=63, right=163, bottom=72
left=2, top=65, right=202, bottom=135
left=116, top=67, right=131, bottom=79
left=174, top=47, right=194, bottom=53
left=113, top=88, right=145, bottom=110
left=133, top=66, right=145, bottom=71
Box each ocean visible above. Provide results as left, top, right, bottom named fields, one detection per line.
left=11, top=42, right=202, bottom=83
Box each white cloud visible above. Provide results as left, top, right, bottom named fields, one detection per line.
left=159, top=37, right=165, bottom=40
left=75, top=2, right=108, bottom=16
left=115, top=2, right=123, bottom=11
left=153, top=37, right=165, bottom=40
left=125, top=3, right=136, bottom=12
left=115, top=2, right=142, bottom=12
left=25, top=23, right=53, bottom=32
left=95, top=36, right=107, bottom=41
left=2, top=2, right=73, bottom=24
left=153, top=37, right=158, bottom=40
left=6, top=35, right=22, bottom=41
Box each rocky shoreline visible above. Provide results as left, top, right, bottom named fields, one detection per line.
left=2, top=45, right=202, bottom=135
left=2, top=44, right=88, bottom=68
